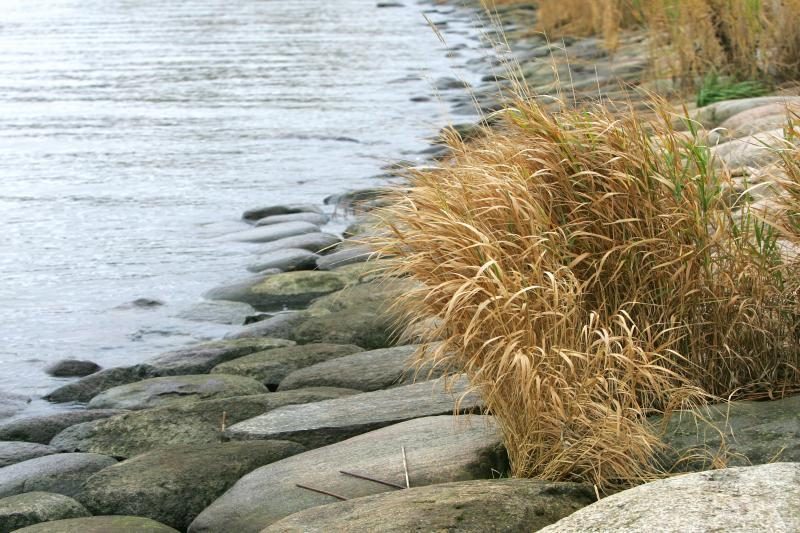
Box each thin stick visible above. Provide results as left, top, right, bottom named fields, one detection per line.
left=339, top=470, right=406, bottom=490
left=401, top=446, right=410, bottom=489
left=295, top=484, right=347, bottom=501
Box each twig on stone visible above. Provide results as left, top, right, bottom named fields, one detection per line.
left=401, top=446, right=410, bottom=488
left=296, top=483, right=348, bottom=501
left=339, top=470, right=406, bottom=490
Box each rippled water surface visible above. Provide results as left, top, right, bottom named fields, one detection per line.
left=0, top=0, right=485, bottom=415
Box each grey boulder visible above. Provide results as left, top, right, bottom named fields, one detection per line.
left=243, top=204, right=323, bottom=222
left=188, top=415, right=506, bottom=533
left=660, top=393, right=800, bottom=471
left=86, top=374, right=268, bottom=410
left=45, top=360, right=100, bottom=378
left=207, top=271, right=347, bottom=311
left=225, top=222, right=319, bottom=244
left=13, top=516, right=179, bottom=532
left=44, top=366, right=153, bottom=404
left=0, top=410, right=126, bottom=444
left=78, top=441, right=304, bottom=531
left=255, top=212, right=329, bottom=227
left=264, top=479, right=595, bottom=533
left=0, top=492, right=90, bottom=533
left=176, top=300, right=256, bottom=325
left=314, top=246, right=373, bottom=270
left=246, top=248, right=320, bottom=273
left=252, top=233, right=341, bottom=256
left=228, top=377, right=481, bottom=448
left=51, top=388, right=356, bottom=458
left=0, top=442, right=58, bottom=468
left=0, top=453, right=117, bottom=498
left=278, top=345, right=420, bottom=392
left=145, top=337, right=295, bottom=376
left=540, top=463, right=800, bottom=532
left=211, top=343, right=364, bottom=389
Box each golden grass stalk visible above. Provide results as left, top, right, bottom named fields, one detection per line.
left=372, top=95, right=800, bottom=489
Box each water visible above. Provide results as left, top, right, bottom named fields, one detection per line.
left=0, top=0, right=488, bottom=417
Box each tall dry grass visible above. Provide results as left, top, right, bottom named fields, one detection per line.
left=530, top=0, right=800, bottom=84
left=374, top=96, right=800, bottom=489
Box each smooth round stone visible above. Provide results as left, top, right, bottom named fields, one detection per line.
left=0, top=411, right=128, bottom=444
left=242, top=204, right=323, bottom=222
left=251, top=233, right=341, bottom=255
left=0, top=453, right=117, bottom=499
left=246, top=248, right=319, bottom=273
left=254, top=212, right=329, bottom=227
left=13, top=516, right=180, bottom=532
left=45, top=360, right=101, bottom=378
left=0, top=441, right=58, bottom=467
left=0, top=492, right=90, bottom=532
left=225, top=222, right=320, bottom=244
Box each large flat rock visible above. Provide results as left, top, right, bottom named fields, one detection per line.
left=211, top=344, right=363, bottom=389
left=246, top=248, right=319, bottom=273
left=314, top=246, right=372, bottom=270
left=0, top=411, right=126, bottom=444
left=188, top=415, right=506, bottom=533
left=660, top=393, right=800, bottom=471
left=252, top=233, right=341, bottom=255
left=51, top=388, right=356, bottom=458
left=277, top=345, right=419, bottom=392
left=540, top=463, right=800, bottom=532
left=0, top=492, right=90, bottom=532
left=86, top=374, right=268, bottom=410
left=14, top=516, right=179, bottom=532
left=0, top=442, right=58, bottom=468
left=229, top=377, right=481, bottom=448
left=243, top=204, right=323, bottom=222
left=0, top=453, right=117, bottom=498
left=78, top=441, right=304, bottom=531
left=145, top=338, right=295, bottom=376
left=207, top=271, right=348, bottom=311
left=44, top=366, right=153, bottom=404
left=264, top=479, right=595, bottom=533
left=225, top=221, right=320, bottom=243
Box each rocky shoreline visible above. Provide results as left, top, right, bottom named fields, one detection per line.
left=2, top=1, right=800, bottom=531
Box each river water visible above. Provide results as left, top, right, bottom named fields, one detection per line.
left=0, top=0, right=487, bottom=416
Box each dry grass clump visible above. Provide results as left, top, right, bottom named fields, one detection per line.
left=530, top=0, right=800, bottom=84
left=374, top=97, right=800, bottom=489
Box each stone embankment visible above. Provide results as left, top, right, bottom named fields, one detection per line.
left=1, top=0, right=800, bottom=531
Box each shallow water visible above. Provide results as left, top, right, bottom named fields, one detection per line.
left=0, top=0, right=488, bottom=417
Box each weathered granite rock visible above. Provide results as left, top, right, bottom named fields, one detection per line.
left=0, top=453, right=117, bottom=498
left=145, top=338, right=295, bottom=376
left=243, top=204, right=323, bottom=222
left=78, top=441, right=304, bottom=531
left=264, top=479, right=595, bottom=533
left=0, top=492, right=90, bottom=533
left=255, top=212, right=329, bottom=227
left=13, top=516, right=179, bottom=532
left=211, top=344, right=363, bottom=389
left=314, top=246, right=372, bottom=270
left=204, top=273, right=278, bottom=306
left=693, top=96, right=800, bottom=128
left=228, top=377, right=481, bottom=448
left=208, top=271, right=347, bottom=310
left=719, top=101, right=800, bottom=139
left=0, top=442, right=58, bottom=468
left=44, top=366, right=153, bottom=404
left=712, top=127, right=797, bottom=170
left=0, top=410, right=126, bottom=444
left=45, top=361, right=100, bottom=378
left=659, top=393, right=800, bottom=471
left=540, top=463, right=800, bottom=532
left=252, top=233, right=341, bottom=255
left=225, top=312, right=310, bottom=340
left=306, top=277, right=414, bottom=315
left=236, top=271, right=348, bottom=310
left=226, top=222, right=320, bottom=243
left=51, top=388, right=356, bottom=458
left=278, top=345, right=420, bottom=392
left=176, top=300, right=255, bottom=325
left=86, top=375, right=268, bottom=410
left=289, top=311, right=398, bottom=350
left=189, top=416, right=506, bottom=533
left=246, top=248, right=320, bottom=273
